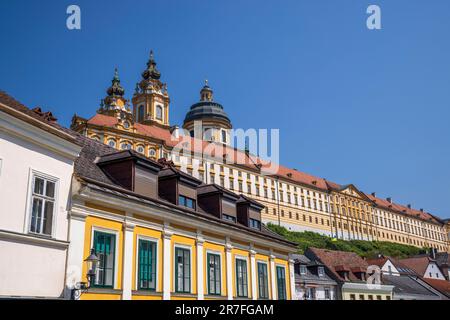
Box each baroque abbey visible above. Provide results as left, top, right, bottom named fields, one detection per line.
left=71, top=51, right=449, bottom=253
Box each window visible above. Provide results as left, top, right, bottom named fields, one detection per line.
left=221, top=130, right=227, bottom=143
left=222, top=214, right=236, bottom=223
left=207, top=253, right=221, bottom=295
left=155, top=105, right=163, bottom=120
left=29, top=174, right=56, bottom=236
left=349, top=294, right=356, bottom=300
left=179, top=195, right=196, bottom=210
left=359, top=294, right=365, bottom=300
left=175, top=247, right=191, bottom=293
left=121, top=142, right=132, bottom=150
left=324, top=288, right=331, bottom=300
left=138, top=239, right=157, bottom=290
left=138, top=105, right=145, bottom=122
left=299, top=265, right=307, bottom=275
left=123, top=121, right=130, bottom=129
left=136, top=145, right=145, bottom=154
left=249, top=218, right=261, bottom=230
left=276, top=266, right=287, bottom=300
left=235, top=259, right=248, bottom=297
left=305, top=287, right=316, bottom=300
left=149, top=148, right=157, bottom=158
left=93, top=231, right=116, bottom=288
left=257, top=262, right=269, bottom=299
left=318, top=266, right=325, bottom=277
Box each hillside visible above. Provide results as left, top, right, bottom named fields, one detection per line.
left=267, top=223, right=425, bottom=258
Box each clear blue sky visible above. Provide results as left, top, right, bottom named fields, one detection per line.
left=1, top=0, right=449, bottom=219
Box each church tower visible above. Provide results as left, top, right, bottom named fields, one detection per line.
left=183, top=81, right=232, bottom=145
left=97, top=68, right=132, bottom=121
left=132, top=51, right=170, bottom=127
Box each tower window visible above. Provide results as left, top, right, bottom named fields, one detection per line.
left=156, top=105, right=163, bottom=120
left=138, top=105, right=145, bottom=122
left=221, top=130, right=227, bottom=143
left=149, top=149, right=157, bottom=158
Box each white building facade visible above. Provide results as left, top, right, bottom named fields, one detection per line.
left=0, top=96, right=81, bottom=298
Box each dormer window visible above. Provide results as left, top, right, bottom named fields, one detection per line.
left=249, top=218, right=261, bottom=230
left=222, top=214, right=236, bottom=223
left=300, top=265, right=307, bottom=275
left=179, top=195, right=196, bottom=210
left=318, top=266, right=325, bottom=277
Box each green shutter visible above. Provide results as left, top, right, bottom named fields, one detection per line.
left=93, top=231, right=115, bottom=288
left=138, top=239, right=156, bottom=290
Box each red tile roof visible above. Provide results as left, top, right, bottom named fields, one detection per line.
left=422, top=278, right=450, bottom=298
left=83, top=113, right=446, bottom=225
left=307, top=247, right=369, bottom=282
left=85, top=113, right=333, bottom=190
left=366, top=193, right=441, bottom=224
left=398, top=256, right=435, bottom=276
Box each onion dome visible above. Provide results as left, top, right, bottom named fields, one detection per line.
left=183, top=81, right=231, bottom=127
left=142, top=50, right=161, bottom=80
left=106, top=68, right=125, bottom=97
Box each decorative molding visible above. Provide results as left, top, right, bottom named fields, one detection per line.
left=0, top=229, right=69, bottom=249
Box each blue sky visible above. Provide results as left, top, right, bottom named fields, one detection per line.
left=1, top=0, right=449, bottom=219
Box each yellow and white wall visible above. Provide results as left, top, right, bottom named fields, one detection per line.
left=66, top=193, right=296, bottom=300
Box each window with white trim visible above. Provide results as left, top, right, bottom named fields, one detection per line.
left=29, top=174, right=57, bottom=236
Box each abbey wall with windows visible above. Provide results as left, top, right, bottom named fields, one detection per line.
left=70, top=52, right=450, bottom=253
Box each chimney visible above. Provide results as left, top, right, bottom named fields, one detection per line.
left=420, top=208, right=424, bottom=212
left=386, top=197, right=392, bottom=203
left=407, top=204, right=411, bottom=209
left=371, top=192, right=376, bottom=197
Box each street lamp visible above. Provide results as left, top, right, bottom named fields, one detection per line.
left=71, top=248, right=99, bottom=300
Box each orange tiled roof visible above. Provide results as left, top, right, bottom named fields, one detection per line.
left=307, top=247, right=368, bottom=282
left=84, top=113, right=446, bottom=225
left=398, top=256, right=436, bottom=276
left=366, top=193, right=441, bottom=224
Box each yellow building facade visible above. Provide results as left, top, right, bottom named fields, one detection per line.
left=66, top=145, right=296, bottom=300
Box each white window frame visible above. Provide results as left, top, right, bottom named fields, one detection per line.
left=256, top=260, right=270, bottom=299
left=25, top=169, right=59, bottom=238
left=135, top=235, right=160, bottom=291
left=173, top=243, right=193, bottom=294
left=90, top=226, right=120, bottom=289
left=275, top=264, right=287, bottom=300
left=234, top=255, right=250, bottom=298
left=155, top=105, right=163, bottom=121
left=205, top=249, right=224, bottom=296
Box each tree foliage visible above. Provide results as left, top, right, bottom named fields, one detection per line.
left=267, top=223, right=425, bottom=258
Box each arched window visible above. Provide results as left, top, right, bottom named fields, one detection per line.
left=107, top=139, right=116, bottom=148
left=149, top=148, right=157, bottom=158
left=155, top=105, right=163, bottom=120
left=136, top=145, right=145, bottom=154
left=91, top=135, right=101, bottom=141
left=138, top=105, right=145, bottom=122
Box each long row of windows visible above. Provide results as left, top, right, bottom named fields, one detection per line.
left=91, top=231, right=287, bottom=298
